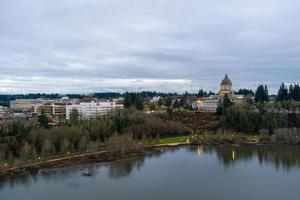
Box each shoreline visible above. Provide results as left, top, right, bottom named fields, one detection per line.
left=0, top=141, right=299, bottom=181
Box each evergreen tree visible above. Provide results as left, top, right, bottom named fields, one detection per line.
left=179, top=97, right=185, bottom=107
left=235, top=88, right=254, bottom=96
left=38, top=108, right=49, bottom=128
left=134, top=94, right=144, bottom=110
left=173, top=99, right=180, bottom=108
left=276, top=82, right=289, bottom=101
left=157, top=98, right=164, bottom=107
left=255, top=85, right=269, bottom=103
left=197, top=89, right=205, bottom=97
left=216, top=94, right=233, bottom=115
left=69, top=108, right=80, bottom=126
left=123, top=92, right=132, bottom=108
left=223, top=94, right=233, bottom=108
left=165, top=96, right=172, bottom=107
left=289, top=84, right=300, bottom=101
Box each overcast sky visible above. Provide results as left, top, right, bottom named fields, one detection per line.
left=0, top=0, right=299, bottom=94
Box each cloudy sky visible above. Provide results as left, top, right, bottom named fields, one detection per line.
left=0, top=0, right=299, bottom=94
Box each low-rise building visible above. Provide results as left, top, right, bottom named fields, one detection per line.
left=150, top=96, right=162, bottom=103
left=66, top=101, right=123, bottom=120
left=34, top=103, right=69, bottom=116
left=10, top=99, right=47, bottom=112
left=195, top=96, right=219, bottom=113
left=0, top=106, right=13, bottom=122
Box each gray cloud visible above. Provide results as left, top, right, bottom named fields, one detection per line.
left=0, top=0, right=299, bottom=94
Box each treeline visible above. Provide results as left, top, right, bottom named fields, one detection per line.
left=197, top=90, right=215, bottom=97
left=123, top=92, right=145, bottom=110
left=135, top=91, right=178, bottom=98
left=235, top=89, right=254, bottom=96
left=92, top=92, right=122, bottom=99
left=218, top=95, right=300, bottom=134
left=0, top=109, right=190, bottom=163
left=277, top=83, right=300, bottom=101
left=0, top=93, right=62, bottom=106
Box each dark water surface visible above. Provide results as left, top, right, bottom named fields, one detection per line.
left=1, top=145, right=300, bottom=200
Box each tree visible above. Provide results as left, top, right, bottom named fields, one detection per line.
left=179, top=97, right=185, bottom=107
left=223, top=94, right=233, bottom=108
left=235, top=88, right=254, bottom=96
left=165, top=96, right=172, bottom=107
left=123, top=92, right=132, bottom=108
left=157, top=98, right=164, bottom=107
left=38, top=108, right=49, bottom=128
left=149, top=103, right=156, bottom=111
left=69, top=108, right=80, bottom=126
left=166, top=107, right=173, bottom=119
left=107, top=133, right=139, bottom=156
left=216, top=94, right=233, bottom=115
left=276, top=82, right=289, bottom=101
left=197, top=89, right=207, bottom=97
left=173, top=99, right=180, bottom=108
left=134, top=94, right=144, bottom=110
left=289, top=84, right=300, bottom=101
left=255, top=85, right=269, bottom=103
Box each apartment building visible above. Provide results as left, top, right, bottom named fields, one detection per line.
left=66, top=101, right=123, bottom=120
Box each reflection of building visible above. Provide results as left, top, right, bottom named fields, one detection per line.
left=219, top=74, right=234, bottom=98
left=66, top=101, right=123, bottom=120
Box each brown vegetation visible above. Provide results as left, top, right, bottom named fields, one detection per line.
left=171, top=111, right=220, bottom=132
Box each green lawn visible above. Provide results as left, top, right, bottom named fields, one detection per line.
left=152, top=136, right=191, bottom=145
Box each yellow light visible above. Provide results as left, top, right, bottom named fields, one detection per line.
left=197, top=146, right=203, bottom=157
left=67, top=152, right=70, bottom=155
left=232, top=150, right=236, bottom=160
left=38, top=157, right=41, bottom=160
left=4, top=163, right=8, bottom=167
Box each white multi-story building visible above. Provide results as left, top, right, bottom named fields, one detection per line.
left=66, top=101, right=123, bottom=120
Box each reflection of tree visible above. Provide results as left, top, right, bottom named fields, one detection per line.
left=0, top=164, right=100, bottom=190
left=108, top=157, right=145, bottom=179
left=212, top=145, right=300, bottom=171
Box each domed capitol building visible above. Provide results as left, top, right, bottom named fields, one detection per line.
left=219, top=74, right=234, bottom=98
left=195, top=74, right=243, bottom=112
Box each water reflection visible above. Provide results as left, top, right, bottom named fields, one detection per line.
left=108, top=157, right=145, bottom=179
left=2, top=145, right=300, bottom=189
left=189, top=145, right=300, bottom=171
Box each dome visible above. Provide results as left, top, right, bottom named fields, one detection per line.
left=220, top=74, right=232, bottom=86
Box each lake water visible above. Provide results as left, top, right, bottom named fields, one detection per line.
left=1, top=145, right=300, bottom=200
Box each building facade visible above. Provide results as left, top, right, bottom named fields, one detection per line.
left=10, top=99, right=48, bottom=112
left=66, top=101, right=123, bottom=120
left=0, top=106, right=13, bottom=122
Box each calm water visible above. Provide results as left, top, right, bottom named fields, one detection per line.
left=1, top=145, right=300, bottom=200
